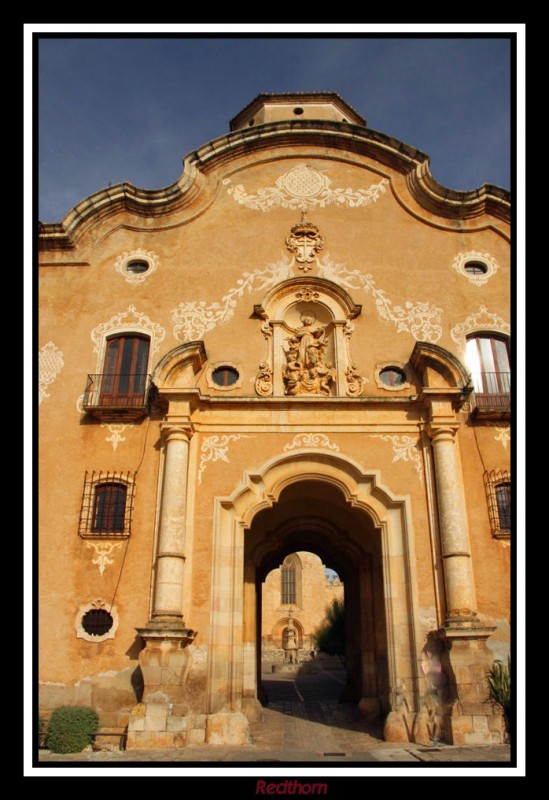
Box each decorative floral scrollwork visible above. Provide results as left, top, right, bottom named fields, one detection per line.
left=225, top=164, right=389, bottom=212
left=255, top=362, right=273, bottom=396
left=345, top=364, right=365, bottom=397
left=39, top=342, right=64, bottom=405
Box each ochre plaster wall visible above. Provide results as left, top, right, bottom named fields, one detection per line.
left=39, top=102, right=510, bottom=725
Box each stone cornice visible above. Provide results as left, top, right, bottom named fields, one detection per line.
left=39, top=120, right=510, bottom=251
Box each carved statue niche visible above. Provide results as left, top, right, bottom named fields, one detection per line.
left=283, top=307, right=336, bottom=396
left=253, top=276, right=364, bottom=397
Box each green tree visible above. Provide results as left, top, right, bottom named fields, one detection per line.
left=313, top=599, right=345, bottom=664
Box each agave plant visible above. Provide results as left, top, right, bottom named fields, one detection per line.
left=486, top=657, right=511, bottom=741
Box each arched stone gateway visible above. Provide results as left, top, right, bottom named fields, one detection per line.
left=208, top=451, right=421, bottom=731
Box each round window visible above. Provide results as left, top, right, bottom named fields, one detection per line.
left=293, top=107, right=304, bottom=115
left=212, top=366, right=239, bottom=387
left=81, top=608, right=114, bottom=637
left=464, top=261, right=488, bottom=276
left=126, top=260, right=149, bottom=274
left=379, top=367, right=406, bottom=387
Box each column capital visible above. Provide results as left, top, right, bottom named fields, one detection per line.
left=426, top=423, right=459, bottom=444
left=161, top=422, right=194, bottom=442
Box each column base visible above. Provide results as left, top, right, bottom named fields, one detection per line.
left=126, top=623, right=207, bottom=750
left=135, top=623, right=197, bottom=706
left=420, top=624, right=505, bottom=745
left=126, top=705, right=251, bottom=749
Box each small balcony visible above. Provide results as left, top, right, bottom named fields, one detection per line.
left=471, top=372, right=511, bottom=419
left=83, top=374, right=151, bottom=421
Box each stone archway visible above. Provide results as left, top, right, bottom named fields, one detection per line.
left=207, top=450, right=422, bottom=730
left=249, top=494, right=386, bottom=713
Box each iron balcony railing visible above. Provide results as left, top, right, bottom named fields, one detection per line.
left=471, top=372, right=511, bottom=408
left=83, top=374, right=151, bottom=409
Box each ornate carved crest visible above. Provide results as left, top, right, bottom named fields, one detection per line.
left=286, top=215, right=324, bottom=271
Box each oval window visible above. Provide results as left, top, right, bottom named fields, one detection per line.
left=126, top=260, right=149, bottom=274
left=81, top=608, right=114, bottom=637
left=464, top=261, right=488, bottom=276
left=379, top=367, right=406, bottom=387
left=212, top=366, right=239, bottom=387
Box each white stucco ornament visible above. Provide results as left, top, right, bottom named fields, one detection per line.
left=198, top=434, right=254, bottom=484
left=39, top=342, right=64, bottom=405
left=224, top=163, right=389, bottom=212
left=372, top=434, right=424, bottom=482
left=450, top=306, right=510, bottom=349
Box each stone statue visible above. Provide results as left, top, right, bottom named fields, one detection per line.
left=283, top=609, right=299, bottom=665
left=283, top=314, right=335, bottom=396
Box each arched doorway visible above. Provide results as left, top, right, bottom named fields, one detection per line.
left=246, top=480, right=388, bottom=714
left=207, top=451, right=422, bottom=728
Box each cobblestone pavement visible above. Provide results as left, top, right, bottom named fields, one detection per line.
left=36, top=664, right=512, bottom=765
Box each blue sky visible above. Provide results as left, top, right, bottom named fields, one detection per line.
left=36, top=32, right=515, bottom=223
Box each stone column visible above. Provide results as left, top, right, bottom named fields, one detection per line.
left=424, top=423, right=499, bottom=746
left=128, top=421, right=198, bottom=749
left=427, top=424, right=477, bottom=623
left=151, top=423, right=192, bottom=625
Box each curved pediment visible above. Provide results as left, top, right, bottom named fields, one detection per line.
left=152, top=341, right=207, bottom=389
left=254, top=276, right=361, bottom=322
left=39, top=118, right=510, bottom=251
left=410, top=341, right=471, bottom=390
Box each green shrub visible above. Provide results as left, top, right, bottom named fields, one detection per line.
left=46, top=706, right=99, bottom=754
left=486, top=657, right=511, bottom=739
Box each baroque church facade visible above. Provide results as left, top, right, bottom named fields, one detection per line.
left=38, top=93, right=511, bottom=748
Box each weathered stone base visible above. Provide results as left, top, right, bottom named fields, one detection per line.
left=242, top=697, right=263, bottom=723
left=126, top=702, right=250, bottom=749
left=205, top=712, right=251, bottom=745
left=39, top=666, right=142, bottom=731
left=383, top=706, right=505, bottom=745
left=442, top=703, right=506, bottom=745
left=383, top=711, right=412, bottom=742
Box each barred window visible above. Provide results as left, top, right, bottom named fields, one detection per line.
left=484, top=469, right=511, bottom=538
left=495, top=483, right=511, bottom=531
left=92, top=484, right=127, bottom=532
left=81, top=608, right=114, bottom=637
left=79, top=471, right=135, bottom=538
left=75, top=600, right=119, bottom=643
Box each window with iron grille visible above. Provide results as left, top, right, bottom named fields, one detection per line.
left=81, top=608, right=114, bottom=637
left=75, top=600, right=119, bottom=642
left=79, top=471, right=135, bottom=538
left=484, top=469, right=511, bottom=538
